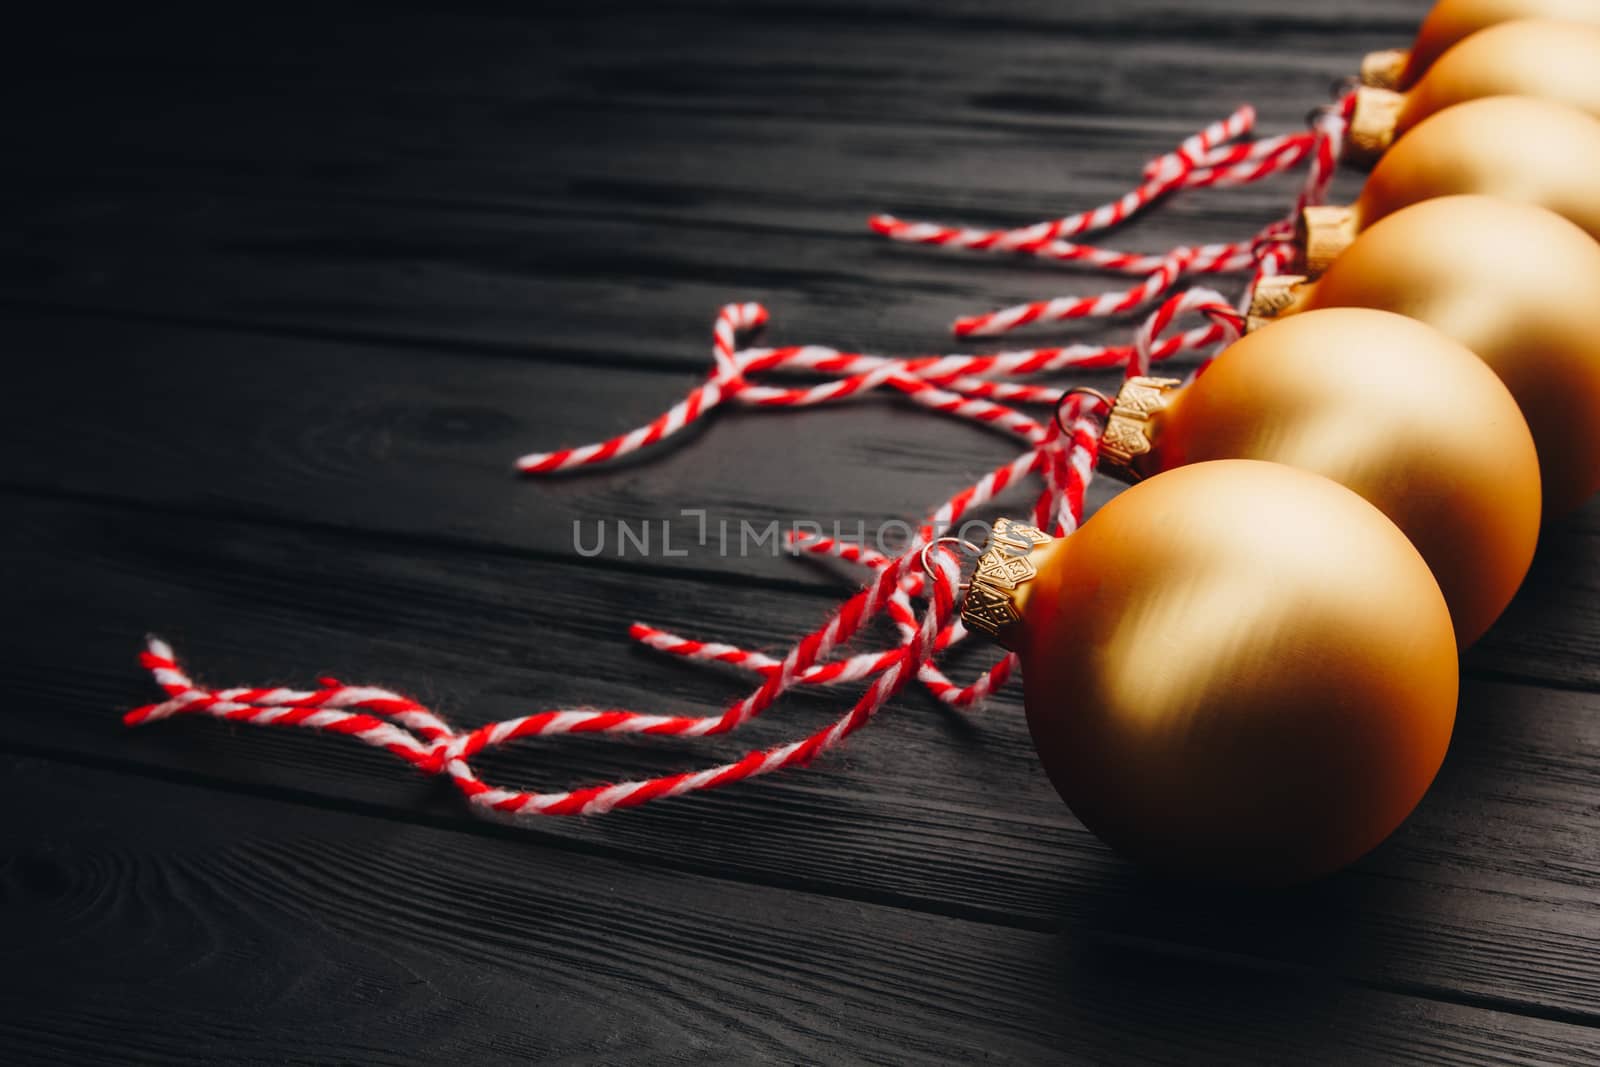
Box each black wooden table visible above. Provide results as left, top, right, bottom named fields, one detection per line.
left=6, top=3, right=1599, bottom=1063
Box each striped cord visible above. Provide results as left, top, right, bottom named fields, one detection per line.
left=131, top=417, right=1089, bottom=816
left=512, top=296, right=1228, bottom=477
left=872, top=94, right=1353, bottom=338
left=126, top=86, right=1292, bottom=819
left=867, top=105, right=1282, bottom=255
left=129, top=285, right=1219, bottom=819
left=129, top=305, right=1178, bottom=817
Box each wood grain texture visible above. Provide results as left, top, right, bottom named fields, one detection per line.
left=4, top=309, right=1599, bottom=688
left=6, top=752, right=1600, bottom=1067
left=6, top=2, right=1389, bottom=365
left=4, top=493, right=1599, bottom=1024
left=8, top=0, right=1600, bottom=1060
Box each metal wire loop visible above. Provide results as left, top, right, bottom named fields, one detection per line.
left=918, top=537, right=983, bottom=592
left=1055, top=386, right=1113, bottom=437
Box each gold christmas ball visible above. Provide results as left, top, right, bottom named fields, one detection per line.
left=1361, top=0, right=1600, bottom=90
left=1099, top=309, right=1539, bottom=647
left=1250, top=195, right=1600, bottom=516
left=1347, top=19, right=1600, bottom=162
left=983, top=461, right=1458, bottom=886
left=1302, top=96, right=1600, bottom=273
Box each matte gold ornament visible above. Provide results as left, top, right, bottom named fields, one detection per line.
left=1302, top=97, right=1600, bottom=273
left=1093, top=309, right=1539, bottom=647
left=1247, top=195, right=1600, bottom=515
left=963, top=461, right=1458, bottom=886
left=1346, top=19, right=1600, bottom=163
left=1360, top=0, right=1600, bottom=90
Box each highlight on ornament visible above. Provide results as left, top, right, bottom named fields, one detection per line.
left=1359, top=0, right=1600, bottom=90
left=1299, top=95, right=1600, bottom=271
left=127, top=0, right=1600, bottom=886
left=1344, top=18, right=1600, bottom=162
left=1086, top=307, right=1539, bottom=647
left=976, top=461, right=1458, bottom=887
left=1247, top=195, right=1600, bottom=516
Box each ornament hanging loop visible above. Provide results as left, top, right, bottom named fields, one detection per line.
left=919, top=537, right=982, bottom=593
left=1055, top=386, right=1113, bottom=437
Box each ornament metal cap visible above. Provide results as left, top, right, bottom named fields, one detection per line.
left=959, top=517, right=1055, bottom=648
left=1096, top=376, right=1182, bottom=483
left=1299, top=204, right=1359, bottom=276
left=1346, top=87, right=1405, bottom=165
left=1245, top=274, right=1309, bottom=333
left=1359, top=48, right=1408, bottom=90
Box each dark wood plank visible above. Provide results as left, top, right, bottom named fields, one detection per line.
left=3, top=148, right=1331, bottom=371
left=5, top=751, right=1598, bottom=1066
left=0, top=309, right=1130, bottom=585
left=10, top=1, right=1595, bottom=1060
left=3, top=308, right=1597, bottom=689
left=18, top=1, right=1422, bottom=175
left=6, top=492, right=1599, bottom=1021
left=5, top=1, right=1403, bottom=365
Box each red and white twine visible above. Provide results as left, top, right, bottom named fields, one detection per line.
left=130, top=285, right=1238, bottom=817
left=129, top=86, right=1328, bottom=819
left=873, top=94, right=1353, bottom=337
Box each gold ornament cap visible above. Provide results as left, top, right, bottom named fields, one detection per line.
left=1346, top=87, right=1405, bottom=165
left=1359, top=48, right=1408, bottom=90
left=959, top=517, right=1055, bottom=649
left=1245, top=274, right=1309, bottom=333
left=1096, top=376, right=1182, bottom=483
left=1299, top=204, right=1359, bottom=275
